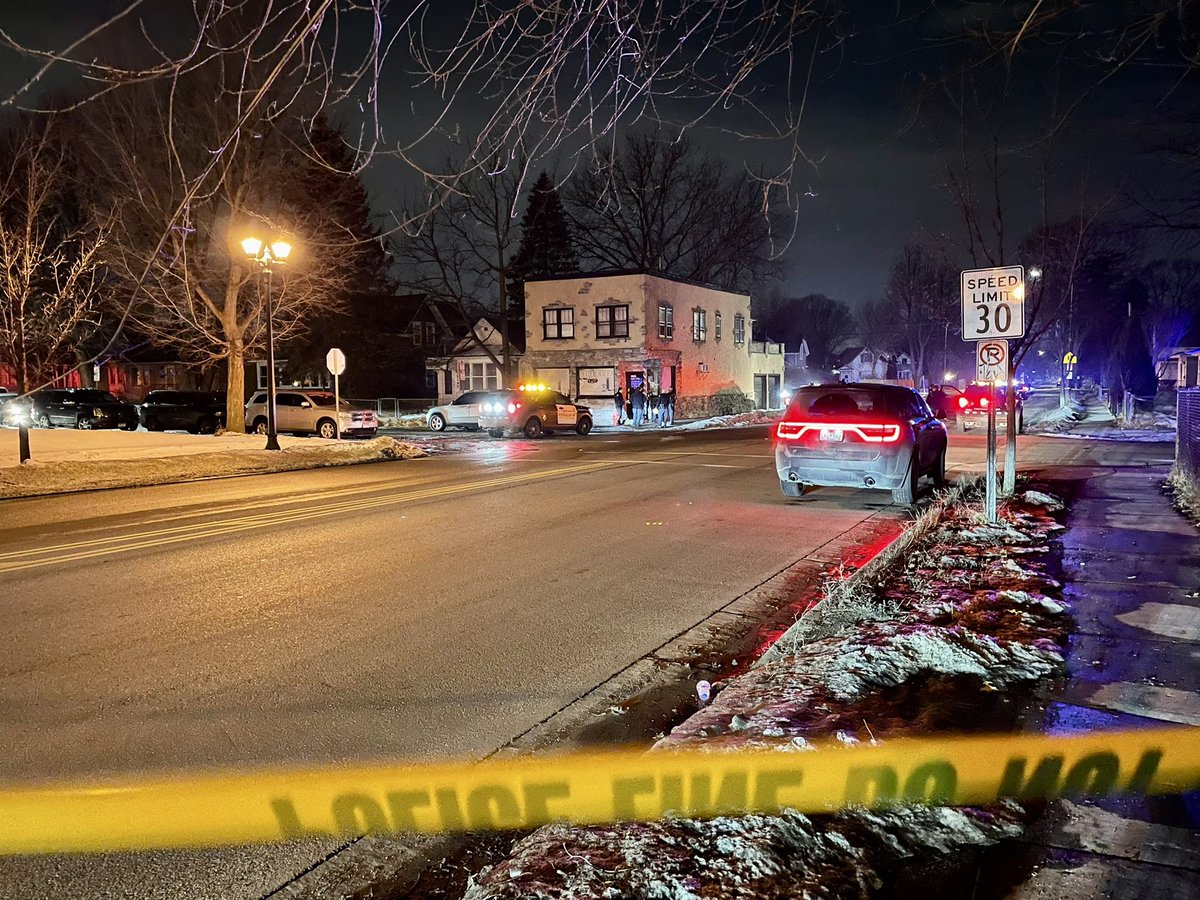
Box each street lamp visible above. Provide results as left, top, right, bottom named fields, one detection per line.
left=241, top=235, right=293, bottom=450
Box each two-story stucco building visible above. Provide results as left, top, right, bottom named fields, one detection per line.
left=521, top=270, right=784, bottom=416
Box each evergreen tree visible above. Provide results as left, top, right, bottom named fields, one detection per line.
left=509, top=172, right=578, bottom=320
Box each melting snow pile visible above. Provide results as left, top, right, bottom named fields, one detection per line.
left=673, top=410, right=779, bottom=431
left=464, top=488, right=1070, bottom=899
left=0, top=435, right=425, bottom=497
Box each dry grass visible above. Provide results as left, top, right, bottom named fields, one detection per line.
left=1167, top=466, right=1200, bottom=529
left=759, top=478, right=981, bottom=663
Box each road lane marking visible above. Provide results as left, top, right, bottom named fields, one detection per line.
left=0, top=462, right=611, bottom=574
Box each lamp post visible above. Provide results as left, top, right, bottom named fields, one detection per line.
left=241, top=236, right=292, bottom=450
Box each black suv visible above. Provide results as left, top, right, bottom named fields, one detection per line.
left=30, top=388, right=140, bottom=430
left=139, top=390, right=225, bottom=433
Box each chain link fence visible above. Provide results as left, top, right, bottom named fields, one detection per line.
left=1178, top=388, right=1200, bottom=487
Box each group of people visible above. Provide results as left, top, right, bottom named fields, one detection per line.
left=613, top=385, right=676, bottom=427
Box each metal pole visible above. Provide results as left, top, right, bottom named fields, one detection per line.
left=264, top=264, right=281, bottom=451
left=986, top=380, right=998, bottom=524
left=333, top=370, right=341, bottom=440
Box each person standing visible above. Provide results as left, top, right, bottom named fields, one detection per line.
left=631, top=382, right=645, bottom=427
left=613, top=387, right=625, bottom=426
left=664, top=388, right=676, bottom=426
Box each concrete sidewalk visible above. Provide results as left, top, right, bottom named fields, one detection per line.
left=1008, top=465, right=1200, bottom=898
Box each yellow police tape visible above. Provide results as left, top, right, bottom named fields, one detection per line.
left=2, top=726, right=1197, bottom=854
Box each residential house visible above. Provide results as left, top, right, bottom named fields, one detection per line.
left=425, top=318, right=524, bottom=405
left=268, top=292, right=466, bottom=401
left=1158, top=347, right=1200, bottom=389
left=831, top=347, right=914, bottom=385
left=521, top=270, right=784, bottom=416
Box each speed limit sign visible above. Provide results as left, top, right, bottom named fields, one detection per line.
left=961, top=266, right=1025, bottom=341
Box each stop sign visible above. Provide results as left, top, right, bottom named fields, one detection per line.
left=325, top=347, right=346, bottom=376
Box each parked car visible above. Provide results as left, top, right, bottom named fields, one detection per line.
left=478, top=386, right=594, bottom=438
left=955, top=384, right=1024, bottom=433
left=924, top=384, right=964, bottom=420
left=139, top=390, right=226, bottom=433
left=245, top=389, right=378, bottom=438
left=16, top=388, right=140, bottom=430
left=773, top=383, right=948, bottom=505
left=426, top=390, right=487, bottom=432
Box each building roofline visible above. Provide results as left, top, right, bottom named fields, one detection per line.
left=523, top=268, right=749, bottom=296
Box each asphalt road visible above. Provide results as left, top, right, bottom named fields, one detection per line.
left=0, top=418, right=1176, bottom=898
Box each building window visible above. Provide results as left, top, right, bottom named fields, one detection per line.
left=444, top=369, right=454, bottom=395
left=595, top=304, right=629, bottom=339
left=542, top=306, right=575, bottom=340
left=715, top=310, right=722, bottom=341
left=733, top=314, right=746, bottom=345
left=692, top=308, right=707, bottom=343
left=412, top=321, right=437, bottom=345
left=466, top=362, right=500, bottom=391
left=658, top=303, right=674, bottom=340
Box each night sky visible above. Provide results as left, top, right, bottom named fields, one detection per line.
left=0, top=1, right=1193, bottom=309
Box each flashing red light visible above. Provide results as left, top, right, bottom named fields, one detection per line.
left=775, top=421, right=902, bottom=443
left=507, top=401, right=521, bottom=414
left=958, top=396, right=969, bottom=409
left=980, top=396, right=989, bottom=408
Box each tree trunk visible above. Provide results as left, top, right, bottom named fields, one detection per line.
left=77, top=348, right=96, bottom=389
left=226, top=338, right=246, bottom=433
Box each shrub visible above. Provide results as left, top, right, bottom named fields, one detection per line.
left=712, top=386, right=755, bottom=416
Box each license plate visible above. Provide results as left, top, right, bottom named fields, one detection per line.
left=819, top=428, right=844, bottom=442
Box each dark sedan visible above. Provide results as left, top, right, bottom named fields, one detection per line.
left=27, top=388, right=140, bottom=430
left=139, top=390, right=225, bottom=433
left=773, top=383, right=948, bottom=506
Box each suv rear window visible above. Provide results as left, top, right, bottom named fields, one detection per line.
left=789, top=387, right=889, bottom=417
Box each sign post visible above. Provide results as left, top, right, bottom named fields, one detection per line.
left=325, top=348, right=347, bottom=440
left=963, top=267, right=1026, bottom=525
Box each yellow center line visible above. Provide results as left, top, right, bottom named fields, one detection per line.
left=0, top=462, right=610, bottom=574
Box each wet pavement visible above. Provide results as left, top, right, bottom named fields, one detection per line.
left=1010, top=466, right=1200, bottom=898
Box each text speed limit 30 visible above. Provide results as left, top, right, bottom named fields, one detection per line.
left=961, top=265, right=1025, bottom=341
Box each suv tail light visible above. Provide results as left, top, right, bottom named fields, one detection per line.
left=775, top=421, right=902, bottom=443
left=958, top=397, right=968, bottom=409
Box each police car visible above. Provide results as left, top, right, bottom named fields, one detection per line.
left=478, top=384, right=594, bottom=438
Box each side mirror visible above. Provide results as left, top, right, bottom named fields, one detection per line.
left=300, top=401, right=311, bottom=409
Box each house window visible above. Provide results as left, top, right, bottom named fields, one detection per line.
left=715, top=311, right=722, bottom=341
left=255, top=360, right=287, bottom=390
left=692, top=308, right=707, bottom=343
left=466, top=362, right=500, bottom=391
left=595, top=304, right=629, bottom=339
left=444, top=369, right=454, bottom=395
left=658, top=303, right=674, bottom=340
left=542, top=306, right=575, bottom=340
left=733, top=314, right=746, bottom=345
left=412, top=321, right=437, bottom=345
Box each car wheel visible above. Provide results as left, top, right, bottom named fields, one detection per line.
left=488, top=429, right=504, bottom=438
left=196, top=416, right=216, bottom=435
left=76, top=416, right=93, bottom=430
left=316, top=418, right=337, bottom=439
left=575, top=415, right=593, bottom=436
left=251, top=417, right=269, bottom=435
left=33, top=412, right=50, bottom=428
left=145, top=416, right=163, bottom=432
left=891, top=452, right=919, bottom=506
left=780, top=479, right=807, bottom=498
left=429, top=412, right=447, bottom=432
left=523, top=417, right=543, bottom=438
left=933, top=445, right=949, bottom=487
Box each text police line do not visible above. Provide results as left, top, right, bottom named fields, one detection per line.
left=1, top=726, right=1197, bottom=854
